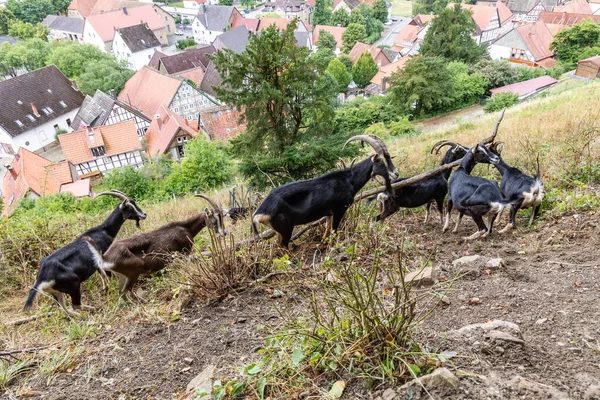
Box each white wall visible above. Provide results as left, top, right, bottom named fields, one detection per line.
left=83, top=21, right=108, bottom=52
left=488, top=44, right=512, bottom=61
left=192, top=17, right=219, bottom=44
left=113, top=31, right=160, bottom=70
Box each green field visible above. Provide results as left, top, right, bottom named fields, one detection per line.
left=390, top=0, right=413, bottom=17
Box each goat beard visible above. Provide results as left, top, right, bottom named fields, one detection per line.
left=136, top=220, right=141, bottom=228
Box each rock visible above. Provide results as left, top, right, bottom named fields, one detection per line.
left=508, top=375, right=571, bottom=399
left=567, top=347, right=582, bottom=354
left=486, top=330, right=524, bottom=345
left=536, top=318, right=548, bottom=325
left=440, top=295, right=451, bottom=305
left=404, top=267, right=439, bottom=286
left=382, top=388, right=397, bottom=400
left=494, top=346, right=505, bottom=354
left=183, top=357, right=194, bottom=366
left=400, top=368, right=460, bottom=392
left=270, top=289, right=284, bottom=299
left=486, top=258, right=505, bottom=270
left=451, top=320, right=520, bottom=336
left=452, top=255, right=483, bottom=268
left=469, top=297, right=482, bottom=305
left=584, top=384, right=600, bottom=400
left=337, top=254, right=349, bottom=262
left=181, top=367, right=191, bottom=372
left=186, top=364, right=216, bottom=397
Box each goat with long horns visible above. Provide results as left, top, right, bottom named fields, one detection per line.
left=252, top=135, right=398, bottom=248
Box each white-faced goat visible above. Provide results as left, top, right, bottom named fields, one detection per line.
left=23, top=190, right=147, bottom=314
left=375, top=141, right=469, bottom=223
left=487, top=142, right=544, bottom=232
left=98, top=194, right=225, bottom=301
left=443, top=144, right=511, bottom=241
left=252, top=135, right=399, bottom=248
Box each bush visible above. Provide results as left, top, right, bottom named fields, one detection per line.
left=389, top=116, right=417, bottom=136
left=484, top=92, right=519, bottom=113
left=103, top=166, right=157, bottom=202
left=334, top=95, right=401, bottom=134
left=176, top=38, right=196, bottom=50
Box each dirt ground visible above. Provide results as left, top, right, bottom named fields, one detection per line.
left=12, top=210, right=600, bottom=399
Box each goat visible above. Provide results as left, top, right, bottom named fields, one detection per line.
left=99, top=194, right=225, bottom=301
left=443, top=144, right=512, bottom=240
left=487, top=142, right=544, bottom=232
left=375, top=141, right=469, bottom=223
left=252, top=135, right=399, bottom=248
left=23, top=190, right=147, bottom=315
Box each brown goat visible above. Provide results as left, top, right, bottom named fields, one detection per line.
left=101, top=194, right=225, bottom=301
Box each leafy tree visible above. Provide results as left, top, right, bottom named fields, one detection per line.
left=333, top=95, right=400, bottom=134
left=447, top=61, right=487, bottom=107
left=8, top=21, right=49, bottom=40
left=389, top=117, right=417, bottom=136
left=0, top=39, right=50, bottom=72
left=326, top=58, right=352, bottom=92
left=389, top=55, right=454, bottom=116
left=241, top=0, right=256, bottom=9
left=310, top=48, right=335, bottom=70
left=352, top=51, right=379, bottom=88
left=353, top=3, right=383, bottom=43
left=420, top=3, right=486, bottom=64
left=212, top=21, right=351, bottom=188
left=338, top=54, right=353, bottom=71
left=349, top=8, right=365, bottom=25
left=76, top=59, right=134, bottom=95
left=174, top=15, right=181, bottom=24
left=550, top=19, right=600, bottom=68
left=104, top=167, right=156, bottom=202
left=219, top=0, right=234, bottom=5
left=6, top=0, right=55, bottom=23
left=313, top=0, right=332, bottom=26
left=316, top=29, right=337, bottom=52
left=0, top=8, right=15, bottom=35
left=176, top=38, right=196, bottom=49
left=372, top=0, right=388, bottom=23
left=182, top=17, right=191, bottom=25
left=342, top=23, right=367, bottom=53
left=484, top=92, right=518, bottom=113
left=469, top=58, right=520, bottom=92
left=412, top=0, right=448, bottom=14
left=47, top=41, right=111, bottom=78
left=331, top=8, right=350, bottom=27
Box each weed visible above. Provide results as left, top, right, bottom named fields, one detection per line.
left=37, top=347, right=81, bottom=385
left=64, top=320, right=99, bottom=343
left=0, top=359, right=34, bottom=389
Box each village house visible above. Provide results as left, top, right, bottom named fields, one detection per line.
left=488, top=20, right=560, bottom=68
left=2, top=148, right=90, bottom=216
left=258, top=17, right=310, bottom=32
left=213, top=25, right=250, bottom=53
left=312, top=25, right=346, bottom=55
left=575, top=55, right=600, bottom=78
left=0, top=65, right=85, bottom=156
left=144, top=105, right=203, bottom=160
left=191, top=5, right=242, bottom=44
left=553, top=0, right=593, bottom=14
left=490, top=75, right=557, bottom=99
left=538, top=11, right=600, bottom=25
left=392, top=14, right=432, bottom=55
left=113, top=23, right=162, bottom=71
left=369, top=56, right=409, bottom=93
left=262, top=0, right=312, bottom=21
left=72, top=90, right=151, bottom=137
left=157, top=45, right=215, bottom=75
left=349, top=42, right=397, bottom=67
left=184, top=0, right=219, bottom=9
left=448, top=1, right=514, bottom=44
left=42, top=16, right=85, bottom=42
left=506, top=0, right=558, bottom=21
left=58, top=120, right=144, bottom=176
left=231, top=16, right=260, bottom=31
left=118, top=66, right=219, bottom=122
left=83, top=6, right=168, bottom=53
left=199, top=106, right=246, bottom=141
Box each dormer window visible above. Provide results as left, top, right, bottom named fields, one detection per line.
left=42, top=107, right=54, bottom=115
left=15, top=120, right=24, bottom=128
left=91, top=146, right=106, bottom=157
left=26, top=114, right=35, bottom=121
left=59, top=101, right=67, bottom=108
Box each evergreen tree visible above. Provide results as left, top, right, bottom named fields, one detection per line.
left=342, top=23, right=367, bottom=53
left=372, top=0, right=388, bottom=23
left=326, top=58, right=352, bottom=92
left=420, top=3, right=486, bottom=64
left=352, top=51, right=379, bottom=88
left=331, top=8, right=350, bottom=27
left=313, top=0, right=332, bottom=26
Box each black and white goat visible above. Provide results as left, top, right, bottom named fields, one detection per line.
left=375, top=141, right=469, bottom=223
left=23, top=190, right=147, bottom=314
left=443, top=144, right=511, bottom=240
left=487, top=142, right=544, bottom=232
left=252, top=135, right=399, bottom=248
left=98, top=194, right=225, bottom=301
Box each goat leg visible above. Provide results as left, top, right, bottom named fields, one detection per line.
left=529, top=205, right=541, bottom=226
left=322, top=216, right=333, bottom=241
left=452, top=212, right=463, bottom=233
left=424, top=203, right=431, bottom=224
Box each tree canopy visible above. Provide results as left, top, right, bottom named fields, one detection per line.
left=76, top=59, right=134, bottom=95
left=420, top=3, right=486, bottom=64
left=313, top=0, right=332, bottom=26
left=352, top=51, right=379, bottom=88
left=550, top=19, right=600, bottom=68
left=8, top=20, right=49, bottom=40
left=0, top=8, right=15, bottom=35
left=342, top=23, right=367, bottom=53
left=316, top=29, right=337, bottom=52
left=331, top=8, right=350, bottom=27
left=372, top=0, right=388, bottom=23
left=6, top=0, right=69, bottom=23
left=326, top=58, right=352, bottom=92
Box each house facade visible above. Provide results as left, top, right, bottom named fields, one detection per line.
left=113, top=23, right=162, bottom=70
left=144, top=105, right=203, bottom=160
left=199, top=106, right=245, bottom=141
left=191, top=5, right=242, bottom=44
left=0, top=66, right=85, bottom=155
left=58, top=120, right=144, bottom=175
left=575, top=55, right=600, bottom=78
left=506, top=0, right=558, bottom=21
left=42, top=16, right=85, bottom=42
left=450, top=2, right=514, bottom=44
left=262, top=0, right=311, bottom=21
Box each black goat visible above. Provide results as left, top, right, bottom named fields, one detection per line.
left=99, top=194, right=225, bottom=301
left=443, top=144, right=511, bottom=240
left=23, top=190, right=147, bottom=314
left=488, top=143, right=544, bottom=232
left=252, top=135, right=399, bottom=248
left=375, top=141, right=469, bottom=223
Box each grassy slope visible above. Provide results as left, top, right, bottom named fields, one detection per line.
left=390, top=0, right=413, bottom=17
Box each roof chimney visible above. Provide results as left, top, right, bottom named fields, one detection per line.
left=86, top=126, right=94, bottom=135
left=30, top=103, right=40, bottom=117
left=123, top=6, right=128, bottom=14
left=155, top=113, right=163, bottom=131
left=5, top=165, right=17, bottom=180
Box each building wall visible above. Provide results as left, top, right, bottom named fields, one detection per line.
left=106, top=104, right=151, bottom=137
left=0, top=109, right=79, bottom=154
left=169, top=81, right=219, bottom=121
left=192, top=18, right=221, bottom=44
left=153, top=5, right=176, bottom=34
left=113, top=31, right=160, bottom=70
left=152, top=26, right=169, bottom=45
left=74, top=150, right=144, bottom=175
left=575, top=62, right=600, bottom=78
left=48, top=29, right=84, bottom=43
left=68, top=9, right=84, bottom=18
left=83, top=21, right=109, bottom=52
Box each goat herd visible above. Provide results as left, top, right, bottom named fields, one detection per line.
left=23, top=121, right=544, bottom=315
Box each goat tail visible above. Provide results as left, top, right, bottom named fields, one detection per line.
left=23, top=286, right=39, bottom=311
left=535, top=153, right=541, bottom=179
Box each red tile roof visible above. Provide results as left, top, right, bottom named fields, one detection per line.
left=490, top=75, right=557, bottom=95
left=554, top=0, right=593, bottom=14
left=59, top=120, right=142, bottom=164
left=118, top=66, right=182, bottom=118
left=496, top=0, right=514, bottom=24
left=393, top=24, right=421, bottom=49
left=579, top=55, right=600, bottom=67
left=371, top=57, right=410, bottom=86
left=313, top=25, right=346, bottom=48
left=538, top=11, right=600, bottom=25
left=145, top=105, right=200, bottom=157
left=232, top=16, right=260, bottom=31
left=85, top=6, right=166, bottom=43
left=2, top=149, right=76, bottom=216
left=199, top=106, right=246, bottom=141
left=449, top=2, right=496, bottom=31
left=515, top=20, right=556, bottom=61
left=176, top=67, right=206, bottom=87
left=348, top=42, right=388, bottom=64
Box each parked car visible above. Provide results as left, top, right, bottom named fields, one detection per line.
left=175, top=29, right=184, bottom=35
left=384, top=20, right=393, bottom=25
left=242, top=9, right=250, bottom=14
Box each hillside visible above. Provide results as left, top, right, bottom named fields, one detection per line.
left=1, top=80, right=599, bottom=399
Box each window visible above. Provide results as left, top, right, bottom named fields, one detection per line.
left=8, top=194, right=15, bottom=205
left=177, top=137, right=183, bottom=143
left=26, top=114, right=35, bottom=121
left=91, top=146, right=106, bottom=157
left=66, top=118, right=71, bottom=127
left=59, top=101, right=67, bottom=108
left=15, top=120, right=24, bottom=128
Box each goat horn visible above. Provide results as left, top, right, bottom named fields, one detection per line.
left=430, top=140, right=459, bottom=155
left=349, top=157, right=357, bottom=168
left=338, top=158, right=347, bottom=169
left=95, top=190, right=129, bottom=201
left=343, top=134, right=388, bottom=155
left=194, top=193, right=220, bottom=213
left=480, top=108, right=505, bottom=145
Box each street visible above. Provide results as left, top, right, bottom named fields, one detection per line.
left=375, top=17, right=411, bottom=48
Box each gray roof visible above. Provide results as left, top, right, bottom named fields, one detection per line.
left=159, top=45, right=215, bottom=74
left=196, top=5, right=235, bottom=31
left=117, top=23, right=161, bottom=53
left=0, top=36, right=16, bottom=45
left=72, top=89, right=150, bottom=130
left=213, top=26, right=249, bottom=53
left=200, top=61, right=222, bottom=98
left=294, top=31, right=312, bottom=48
left=0, top=65, right=85, bottom=137
left=41, top=15, right=85, bottom=34
left=506, top=0, right=556, bottom=13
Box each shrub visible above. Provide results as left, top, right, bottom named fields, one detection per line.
left=176, top=38, right=196, bottom=50
left=103, top=166, right=157, bottom=202
left=484, top=92, right=519, bottom=113
left=389, top=116, right=417, bottom=136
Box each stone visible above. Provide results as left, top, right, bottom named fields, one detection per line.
left=440, top=295, right=451, bottom=305
left=183, top=357, right=194, bottom=365
left=452, top=255, right=483, bottom=268
left=270, top=289, right=284, bottom=299
left=382, top=388, right=397, bottom=400
left=536, top=318, right=548, bottom=325
left=451, top=320, right=520, bottom=336
left=486, top=330, right=524, bottom=345
left=186, top=364, right=216, bottom=396
left=181, top=367, right=191, bottom=372
left=584, top=384, right=600, bottom=400
left=400, top=368, right=460, bottom=392
left=404, top=267, right=438, bottom=286
left=469, top=297, right=482, bottom=305
left=486, top=258, right=505, bottom=270
left=509, top=375, right=571, bottom=399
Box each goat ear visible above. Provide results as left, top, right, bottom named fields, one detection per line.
left=119, top=199, right=128, bottom=209
left=205, top=207, right=213, bottom=216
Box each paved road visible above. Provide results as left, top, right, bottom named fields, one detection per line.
left=375, top=17, right=411, bottom=48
